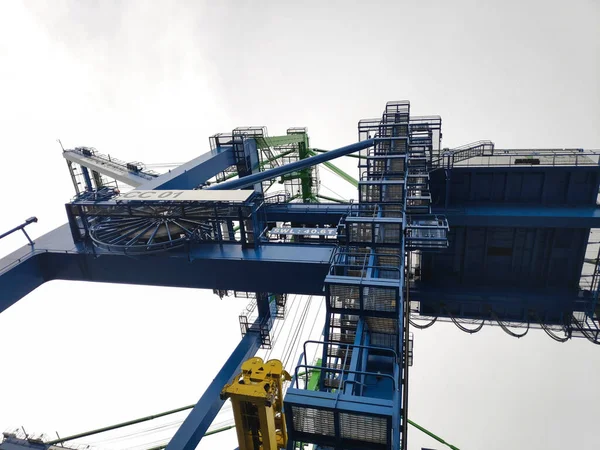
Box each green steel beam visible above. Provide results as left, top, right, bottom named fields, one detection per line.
left=46, top=404, right=197, bottom=445
left=298, top=134, right=312, bottom=203
left=306, top=149, right=358, bottom=188
left=310, top=147, right=363, bottom=159
left=315, top=194, right=346, bottom=203
left=407, top=419, right=461, bottom=450
left=255, top=134, right=306, bottom=149
left=145, top=425, right=236, bottom=450
left=307, top=359, right=322, bottom=391
left=46, top=400, right=459, bottom=450
left=221, top=148, right=298, bottom=182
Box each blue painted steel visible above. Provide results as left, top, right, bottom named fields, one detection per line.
left=344, top=318, right=365, bottom=395
left=3, top=101, right=600, bottom=450
left=0, top=225, right=335, bottom=313
left=284, top=388, right=395, bottom=450
left=267, top=202, right=600, bottom=228
left=1, top=150, right=596, bottom=335
left=436, top=205, right=600, bottom=228
left=266, top=203, right=351, bottom=224
left=421, top=226, right=588, bottom=289
left=63, top=149, right=158, bottom=188
left=207, top=139, right=375, bottom=190
left=0, top=217, right=37, bottom=246
left=430, top=166, right=600, bottom=207
left=139, top=146, right=235, bottom=190
left=166, top=331, right=261, bottom=450
left=80, top=166, right=93, bottom=190
left=412, top=286, right=582, bottom=321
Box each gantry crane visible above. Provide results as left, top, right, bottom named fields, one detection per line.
left=1, top=101, right=599, bottom=450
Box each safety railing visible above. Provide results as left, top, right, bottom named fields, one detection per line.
left=2, top=429, right=91, bottom=450
left=238, top=298, right=275, bottom=349
left=263, top=192, right=291, bottom=204
left=293, top=340, right=399, bottom=394
left=328, top=248, right=402, bottom=279
left=69, top=147, right=160, bottom=178
left=437, top=148, right=599, bottom=169
left=340, top=216, right=403, bottom=247
left=346, top=202, right=404, bottom=218
left=72, top=186, right=120, bottom=202
left=405, top=215, right=449, bottom=249
left=0, top=217, right=38, bottom=246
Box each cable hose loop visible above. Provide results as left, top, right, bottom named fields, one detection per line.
left=409, top=316, right=438, bottom=329
left=533, top=311, right=569, bottom=343
left=572, top=315, right=600, bottom=345
left=491, top=311, right=529, bottom=338
left=443, top=306, right=484, bottom=333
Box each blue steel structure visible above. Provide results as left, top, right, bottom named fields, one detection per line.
left=1, top=101, right=600, bottom=450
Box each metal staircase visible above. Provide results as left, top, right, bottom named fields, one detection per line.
left=284, top=101, right=449, bottom=450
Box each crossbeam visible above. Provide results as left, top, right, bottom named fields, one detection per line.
left=63, top=149, right=157, bottom=187
left=0, top=225, right=335, bottom=313
left=208, top=139, right=375, bottom=190
left=166, top=332, right=262, bottom=450
left=139, top=147, right=236, bottom=190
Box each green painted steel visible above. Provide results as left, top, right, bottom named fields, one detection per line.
left=315, top=194, right=346, bottom=203
left=407, top=419, right=460, bottom=450
left=45, top=398, right=459, bottom=450
left=298, top=134, right=313, bottom=203
left=46, top=404, right=197, bottom=445
left=307, top=149, right=358, bottom=187
left=310, top=147, right=363, bottom=159
left=146, top=425, right=236, bottom=450
left=255, top=134, right=306, bottom=149
left=221, top=148, right=298, bottom=181
left=307, top=358, right=322, bottom=391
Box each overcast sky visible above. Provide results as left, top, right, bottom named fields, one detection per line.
left=1, top=1, right=599, bottom=449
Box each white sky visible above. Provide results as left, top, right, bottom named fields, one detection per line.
left=1, top=1, right=599, bottom=449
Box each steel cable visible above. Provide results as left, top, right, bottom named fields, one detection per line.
left=443, top=306, right=484, bottom=334
left=571, top=315, right=600, bottom=345
left=533, top=312, right=569, bottom=343
left=409, top=316, right=437, bottom=329
left=491, top=311, right=529, bottom=338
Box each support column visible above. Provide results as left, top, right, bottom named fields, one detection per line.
left=166, top=332, right=261, bottom=450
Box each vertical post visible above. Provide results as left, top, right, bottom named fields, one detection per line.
left=319, top=312, right=331, bottom=392
left=444, top=168, right=452, bottom=209
left=80, top=166, right=93, bottom=191
left=165, top=332, right=261, bottom=450
left=66, top=160, right=81, bottom=196
left=299, top=133, right=313, bottom=203
left=230, top=398, right=252, bottom=450
left=257, top=405, right=278, bottom=450
left=344, top=318, right=365, bottom=395
left=401, top=253, right=411, bottom=450
left=256, top=292, right=272, bottom=334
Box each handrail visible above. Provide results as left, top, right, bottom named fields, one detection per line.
left=0, top=217, right=38, bottom=246
left=294, top=339, right=399, bottom=394
left=302, top=339, right=398, bottom=361
left=293, top=364, right=397, bottom=393
left=433, top=147, right=600, bottom=170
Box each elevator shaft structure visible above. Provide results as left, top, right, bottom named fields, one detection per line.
left=284, top=102, right=448, bottom=449
left=1, top=101, right=600, bottom=450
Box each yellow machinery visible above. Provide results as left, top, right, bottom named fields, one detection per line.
left=221, top=357, right=291, bottom=450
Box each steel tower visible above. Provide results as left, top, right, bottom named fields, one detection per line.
left=1, top=101, right=599, bottom=450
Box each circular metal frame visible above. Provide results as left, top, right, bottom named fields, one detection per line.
left=88, top=216, right=211, bottom=253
